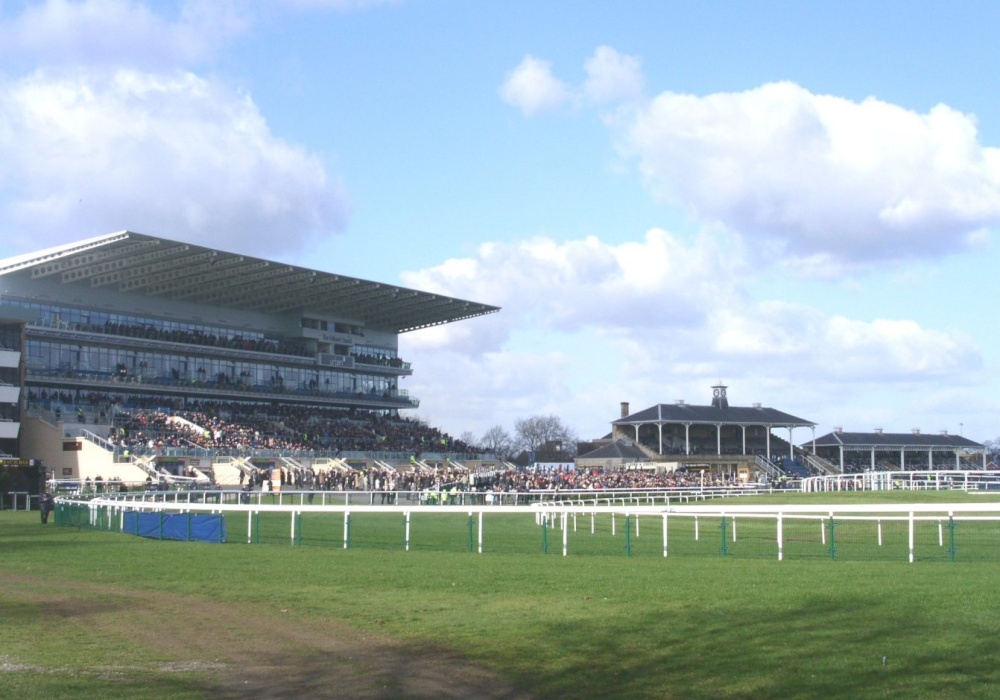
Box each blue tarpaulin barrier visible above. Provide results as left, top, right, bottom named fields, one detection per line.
left=123, top=511, right=226, bottom=543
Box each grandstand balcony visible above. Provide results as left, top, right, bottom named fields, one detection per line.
left=25, top=366, right=419, bottom=410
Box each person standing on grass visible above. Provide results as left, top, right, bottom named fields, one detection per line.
left=40, top=492, right=55, bottom=524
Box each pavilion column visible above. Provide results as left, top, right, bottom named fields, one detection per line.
left=766, top=428, right=772, bottom=460
left=900, top=448, right=905, bottom=471
left=741, top=425, right=746, bottom=455
left=871, top=448, right=876, bottom=471
left=633, top=425, right=640, bottom=442
left=658, top=423, right=664, bottom=455
left=716, top=424, right=722, bottom=455
left=955, top=450, right=960, bottom=469
left=839, top=446, right=844, bottom=471
left=685, top=423, right=691, bottom=455
left=787, top=427, right=794, bottom=458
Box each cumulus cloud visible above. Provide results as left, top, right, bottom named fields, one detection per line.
left=584, top=46, right=643, bottom=103
left=617, top=81, right=1000, bottom=267
left=402, top=228, right=745, bottom=339
left=0, top=68, right=349, bottom=253
left=498, top=55, right=574, bottom=116
left=398, top=228, right=984, bottom=437
left=402, top=228, right=980, bottom=388
left=708, top=302, right=980, bottom=381
left=502, top=46, right=1000, bottom=270
left=0, top=0, right=249, bottom=69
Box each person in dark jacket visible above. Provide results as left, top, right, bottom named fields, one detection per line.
left=40, top=493, right=55, bottom=524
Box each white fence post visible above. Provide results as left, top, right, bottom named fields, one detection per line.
left=662, top=513, right=668, bottom=558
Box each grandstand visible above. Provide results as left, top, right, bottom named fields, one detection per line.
left=606, top=384, right=820, bottom=481
left=602, top=385, right=986, bottom=481
left=812, top=427, right=986, bottom=472
left=0, top=231, right=501, bottom=488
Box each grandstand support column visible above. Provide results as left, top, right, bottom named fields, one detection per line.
left=685, top=423, right=691, bottom=455
left=766, top=426, right=772, bottom=460
left=658, top=423, right=664, bottom=455
left=871, top=448, right=876, bottom=472
left=715, top=424, right=722, bottom=456
left=787, top=427, right=794, bottom=459
left=741, top=425, right=746, bottom=455
left=901, top=448, right=906, bottom=471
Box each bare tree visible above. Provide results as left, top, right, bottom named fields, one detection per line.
left=514, top=414, right=577, bottom=456
left=480, top=424, right=514, bottom=458
left=983, top=438, right=1000, bottom=464
left=458, top=430, right=478, bottom=449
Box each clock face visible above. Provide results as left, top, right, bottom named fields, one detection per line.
left=713, top=389, right=721, bottom=397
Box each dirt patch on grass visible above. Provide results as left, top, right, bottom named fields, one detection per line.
left=0, top=573, right=532, bottom=699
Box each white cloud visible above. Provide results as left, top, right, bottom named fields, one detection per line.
left=0, top=0, right=249, bottom=69
left=617, top=81, right=1000, bottom=267
left=498, top=55, right=574, bottom=117
left=584, top=46, right=643, bottom=103
left=0, top=68, right=349, bottom=254
left=398, top=229, right=983, bottom=439
left=501, top=46, right=1000, bottom=269
left=402, top=228, right=744, bottom=338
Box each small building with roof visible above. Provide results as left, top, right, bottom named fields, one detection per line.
left=575, top=439, right=652, bottom=471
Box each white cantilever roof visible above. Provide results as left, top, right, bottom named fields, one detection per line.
left=0, top=231, right=500, bottom=333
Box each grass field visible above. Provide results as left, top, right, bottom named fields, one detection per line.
left=3, top=491, right=1000, bottom=698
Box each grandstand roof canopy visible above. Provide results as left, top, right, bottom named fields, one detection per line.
left=813, top=430, right=983, bottom=450
left=0, top=231, right=500, bottom=333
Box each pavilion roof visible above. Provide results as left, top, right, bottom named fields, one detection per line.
left=614, top=402, right=815, bottom=428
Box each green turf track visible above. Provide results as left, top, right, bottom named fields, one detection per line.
left=4, top=491, right=1000, bottom=698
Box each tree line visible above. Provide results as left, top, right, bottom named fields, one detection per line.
left=457, top=414, right=578, bottom=461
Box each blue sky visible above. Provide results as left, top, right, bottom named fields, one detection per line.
left=2, top=0, right=1000, bottom=445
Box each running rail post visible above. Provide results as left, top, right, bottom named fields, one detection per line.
left=662, top=513, right=668, bottom=558
left=908, top=511, right=914, bottom=563
left=948, top=511, right=956, bottom=562
left=777, top=513, right=783, bottom=561
left=562, top=512, right=568, bottom=557
left=467, top=513, right=474, bottom=553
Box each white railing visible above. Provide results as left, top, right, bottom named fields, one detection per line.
left=801, top=470, right=1000, bottom=493
left=58, top=493, right=1000, bottom=563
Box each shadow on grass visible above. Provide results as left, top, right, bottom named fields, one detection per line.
left=511, top=592, right=998, bottom=699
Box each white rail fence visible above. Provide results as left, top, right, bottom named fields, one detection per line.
left=57, top=493, right=1000, bottom=564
